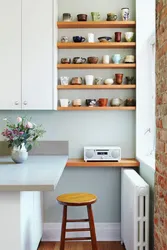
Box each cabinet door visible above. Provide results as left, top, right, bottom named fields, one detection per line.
left=0, top=0, right=21, bottom=110
left=22, top=0, right=54, bottom=110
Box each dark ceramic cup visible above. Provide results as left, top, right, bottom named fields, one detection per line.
left=85, top=99, right=97, bottom=107
left=77, top=14, right=88, bottom=21
left=73, top=36, right=86, bottom=43
left=98, top=98, right=108, bottom=107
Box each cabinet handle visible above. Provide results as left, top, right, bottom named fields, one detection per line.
left=15, top=101, right=19, bottom=105
left=23, top=101, right=27, bottom=105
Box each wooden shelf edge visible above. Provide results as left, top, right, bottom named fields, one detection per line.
left=57, top=64, right=136, bottom=69
left=57, top=21, right=136, bottom=29
left=66, top=158, right=140, bottom=167
left=57, top=85, right=136, bottom=89
left=58, top=107, right=136, bottom=111
left=57, top=42, right=136, bottom=49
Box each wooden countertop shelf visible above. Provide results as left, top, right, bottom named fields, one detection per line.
left=57, top=42, right=136, bottom=49
left=58, top=107, right=136, bottom=111
left=66, top=158, right=139, bottom=167
left=57, top=64, right=136, bottom=69
left=57, top=21, right=136, bottom=29
left=57, top=85, right=136, bottom=89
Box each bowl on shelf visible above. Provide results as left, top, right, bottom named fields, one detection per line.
left=73, top=57, right=86, bottom=64
left=77, top=14, right=88, bottom=21
left=87, top=57, right=99, bottom=64
left=98, top=36, right=112, bottom=42
left=124, top=55, right=135, bottom=63
left=71, top=77, right=83, bottom=85
left=61, top=58, right=71, bottom=64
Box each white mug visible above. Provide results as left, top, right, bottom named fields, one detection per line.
left=88, top=33, right=95, bottom=43
left=103, top=55, right=110, bottom=64
left=60, top=76, right=69, bottom=85
left=85, top=75, right=94, bottom=85
left=60, top=99, right=71, bottom=107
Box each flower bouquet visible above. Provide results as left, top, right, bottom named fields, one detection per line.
left=1, top=116, right=45, bottom=163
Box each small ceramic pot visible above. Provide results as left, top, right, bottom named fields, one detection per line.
left=60, top=99, right=71, bottom=107
left=121, top=8, right=130, bottom=21
left=125, top=98, right=136, bottom=106
left=104, top=78, right=114, bottom=85
left=71, top=77, right=82, bottom=85
left=98, top=98, right=108, bottom=107
left=107, top=13, right=117, bottom=21
left=124, top=55, right=135, bottom=63
left=111, top=98, right=124, bottom=106
left=95, top=77, right=103, bottom=85
left=61, top=36, right=69, bottom=43
left=91, top=12, right=101, bottom=21
left=112, top=54, right=122, bottom=64
left=73, top=57, right=86, bottom=64
left=86, top=99, right=97, bottom=107
left=115, top=32, right=122, bottom=42
left=126, top=76, right=135, bottom=84
left=73, top=36, right=86, bottom=43
left=103, top=55, right=110, bottom=64
left=87, top=57, right=99, bottom=64
left=72, top=99, right=82, bottom=107
left=125, top=32, right=134, bottom=42
left=63, top=13, right=72, bottom=22
left=85, top=75, right=94, bottom=85
left=11, top=144, right=28, bottom=164
left=77, top=14, right=87, bottom=21
left=115, top=74, right=123, bottom=84
left=60, top=76, right=70, bottom=85
left=88, top=33, right=95, bottom=43
left=61, top=58, right=71, bottom=64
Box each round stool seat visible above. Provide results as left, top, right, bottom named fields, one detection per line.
left=57, top=192, right=97, bottom=206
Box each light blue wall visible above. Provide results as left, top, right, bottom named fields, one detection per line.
left=140, top=162, right=155, bottom=249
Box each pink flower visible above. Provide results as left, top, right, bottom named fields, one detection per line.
left=17, top=117, right=22, bottom=123
left=19, top=131, right=24, bottom=135
left=27, top=122, right=33, bottom=129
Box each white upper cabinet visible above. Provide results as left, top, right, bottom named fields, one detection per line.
left=0, top=0, right=21, bottom=110
left=22, top=0, right=54, bottom=110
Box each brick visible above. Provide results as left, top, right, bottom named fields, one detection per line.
left=157, top=118, right=163, bottom=128
left=160, top=129, right=167, bottom=141
left=162, top=115, right=167, bottom=128
left=157, top=140, right=165, bottom=152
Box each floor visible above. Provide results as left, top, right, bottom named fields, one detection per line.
left=38, top=242, right=125, bottom=250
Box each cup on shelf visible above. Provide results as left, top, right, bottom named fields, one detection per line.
left=121, top=8, right=130, bottom=21
left=95, top=77, right=103, bottom=85
left=98, top=98, right=108, bottom=107
left=60, top=99, right=71, bottom=107
left=72, top=99, right=82, bottom=107
left=115, top=74, right=124, bottom=84
left=61, top=36, right=69, bottom=43
left=102, top=55, right=110, bottom=64
left=91, top=12, right=101, bottom=21
left=88, top=33, right=95, bottom=43
left=85, top=75, right=94, bottom=85
left=115, top=32, right=122, bottom=42
left=60, top=76, right=69, bottom=85
left=112, top=54, right=122, bottom=64
left=63, top=13, right=72, bottom=22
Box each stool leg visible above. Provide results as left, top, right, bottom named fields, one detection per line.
left=60, top=205, right=67, bottom=250
left=87, top=205, right=98, bottom=250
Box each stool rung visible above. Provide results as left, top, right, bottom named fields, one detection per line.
left=66, top=219, right=89, bottom=222
left=65, top=237, right=91, bottom=241
left=66, top=228, right=90, bottom=232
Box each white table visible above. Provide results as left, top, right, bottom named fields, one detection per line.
left=0, top=155, right=68, bottom=250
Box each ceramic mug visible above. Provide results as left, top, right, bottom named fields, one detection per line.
left=125, top=32, right=134, bottom=42
left=103, top=55, right=110, bottom=64
left=121, top=8, right=130, bottom=21
left=115, top=74, right=124, bottom=84
left=60, top=76, right=69, bottom=85
left=88, top=33, right=95, bottom=43
left=61, top=36, right=69, bottom=43
left=85, top=75, right=94, bottom=85
left=95, top=77, right=103, bottom=85
left=72, top=99, right=82, bottom=107
left=63, top=13, right=72, bottom=22
left=112, top=54, right=122, bottom=64
left=115, top=32, right=122, bottom=42
left=91, top=12, right=101, bottom=21
left=60, top=99, right=71, bottom=107
left=111, top=98, right=124, bottom=106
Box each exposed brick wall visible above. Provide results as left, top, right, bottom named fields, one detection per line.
left=155, top=0, right=167, bottom=249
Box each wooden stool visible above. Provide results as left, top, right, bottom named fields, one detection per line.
left=57, top=192, right=98, bottom=250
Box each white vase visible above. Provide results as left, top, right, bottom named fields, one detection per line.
left=11, top=144, right=28, bottom=164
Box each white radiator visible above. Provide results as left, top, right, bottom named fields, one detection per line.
left=121, top=169, right=149, bottom=250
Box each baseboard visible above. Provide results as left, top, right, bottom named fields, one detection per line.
left=42, top=222, right=121, bottom=241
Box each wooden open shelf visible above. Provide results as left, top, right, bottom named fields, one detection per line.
left=66, top=158, right=139, bottom=167
left=57, top=42, right=136, bottom=49
left=58, top=63, right=136, bottom=69
left=58, top=107, right=136, bottom=111
left=58, top=85, right=136, bottom=89
left=57, top=21, right=136, bottom=29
